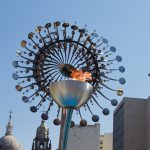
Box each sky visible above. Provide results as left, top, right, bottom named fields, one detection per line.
left=0, top=0, right=150, bottom=150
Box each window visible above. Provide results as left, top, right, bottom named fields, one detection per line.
left=100, top=140, right=103, bottom=144
left=40, top=143, right=44, bottom=150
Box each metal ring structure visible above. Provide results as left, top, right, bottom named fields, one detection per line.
left=13, top=21, right=126, bottom=123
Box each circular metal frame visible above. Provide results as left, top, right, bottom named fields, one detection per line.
left=13, top=21, right=125, bottom=123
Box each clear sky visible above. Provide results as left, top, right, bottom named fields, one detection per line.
left=0, top=0, right=150, bottom=150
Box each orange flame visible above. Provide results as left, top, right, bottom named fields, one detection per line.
left=70, top=69, right=92, bottom=82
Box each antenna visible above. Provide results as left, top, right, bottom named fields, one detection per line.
left=9, top=110, right=13, bottom=121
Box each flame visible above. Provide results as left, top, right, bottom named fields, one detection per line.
left=70, top=69, right=92, bottom=82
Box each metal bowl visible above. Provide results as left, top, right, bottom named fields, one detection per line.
left=49, top=80, right=93, bottom=108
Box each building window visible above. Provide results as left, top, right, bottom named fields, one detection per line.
left=100, top=140, right=103, bottom=144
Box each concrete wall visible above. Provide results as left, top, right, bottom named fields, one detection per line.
left=147, top=97, right=150, bottom=150
left=100, top=135, right=104, bottom=150
left=67, top=124, right=100, bottom=150
left=100, top=133, right=113, bottom=150
left=113, top=97, right=150, bottom=150
left=123, top=98, right=147, bottom=150
left=103, top=133, right=113, bottom=150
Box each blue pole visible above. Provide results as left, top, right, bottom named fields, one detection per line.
left=61, top=108, right=73, bottom=150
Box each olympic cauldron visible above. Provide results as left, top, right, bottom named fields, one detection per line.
left=49, top=80, right=93, bottom=150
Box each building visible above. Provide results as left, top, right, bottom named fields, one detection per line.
left=31, top=120, right=51, bottom=150
left=113, top=97, right=150, bottom=150
left=100, top=133, right=113, bottom=150
left=67, top=123, right=100, bottom=150
left=0, top=112, right=22, bottom=150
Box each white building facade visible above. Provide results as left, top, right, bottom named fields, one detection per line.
left=67, top=124, right=100, bottom=150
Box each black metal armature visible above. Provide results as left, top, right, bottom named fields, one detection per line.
left=13, top=21, right=125, bottom=122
